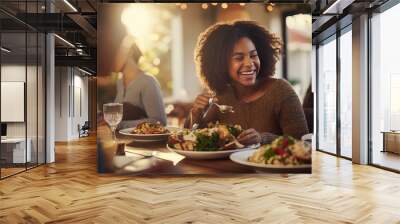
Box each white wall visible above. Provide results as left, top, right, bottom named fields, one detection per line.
left=54, top=67, right=89, bottom=141
left=55, top=66, right=69, bottom=141
left=72, top=73, right=89, bottom=138
left=1, top=64, right=46, bottom=163
left=1, top=65, right=42, bottom=137
left=1, top=65, right=26, bottom=137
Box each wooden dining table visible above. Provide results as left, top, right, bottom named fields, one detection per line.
left=97, top=124, right=311, bottom=175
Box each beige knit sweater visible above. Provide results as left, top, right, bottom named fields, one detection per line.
left=211, top=78, right=309, bottom=144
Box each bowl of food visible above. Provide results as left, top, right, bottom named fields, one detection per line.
left=167, top=123, right=259, bottom=159
left=119, top=122, right=179, bottom=142
left=230, top=136, right=311, bottom=173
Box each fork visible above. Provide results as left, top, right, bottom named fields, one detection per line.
left=214, top=103, right=234, bottom=113
left=202, top=98, right=234, bottom=119
left=191, top=97, right=234, bottom=130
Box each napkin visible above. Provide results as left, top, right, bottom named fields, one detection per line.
left=125, top=146, right=185, bottom=166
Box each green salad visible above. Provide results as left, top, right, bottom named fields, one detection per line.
left=168, top=123, right=244, bottom=151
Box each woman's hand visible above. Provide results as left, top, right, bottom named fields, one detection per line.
left=191, top=92, right=215, bottom=118
left=237, top=128, right=261, bottom=145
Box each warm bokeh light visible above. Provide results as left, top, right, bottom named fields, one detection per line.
left=266, top=4, right=274, bottom=12
left=121, top=5, right=157, bottom=50
left=153, top=57, right=161, bottom=66
left=120, top=5, right=172, bottom=79
left=150, top=33, right=160, bottom=41
left=202, top=3, right=208, bottom=9
left=180, top=3, right=187, bottom=10
left=221, top=3, right=228, bottom=9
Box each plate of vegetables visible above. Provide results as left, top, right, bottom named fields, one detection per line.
left=230, top=136, right=311, bottom=173
left=167, top=123, right=259, bottom=159
left=119, top=122, right=179, bottom=142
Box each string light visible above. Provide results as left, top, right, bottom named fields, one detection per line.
left=266, top=4, right=273, bottom=12
left=176, top=2, right=254, bottom=11
left=180, top=3, right=187, bottom=10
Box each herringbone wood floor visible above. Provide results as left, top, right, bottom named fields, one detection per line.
left=1, top=135, right=400, bottom=224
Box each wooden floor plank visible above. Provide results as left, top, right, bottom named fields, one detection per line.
left=0, top=135, right=399, bottom=223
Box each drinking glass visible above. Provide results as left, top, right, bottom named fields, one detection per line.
left=103, top=103, right=123, bottom=141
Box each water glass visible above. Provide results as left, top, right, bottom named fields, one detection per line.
left=103, top=103, right=123, bottom=140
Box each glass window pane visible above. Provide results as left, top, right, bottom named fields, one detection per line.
left=340, top=29, right=352, bottom=158
left=1, top=31, right=27, bottom=177
left=0, top=1, right=46, bottom=179
left=371, top=3, right=400, bottom=171
left=27, top=31, right=38, bottom=169
left=318, top=37, right=337, bottom=154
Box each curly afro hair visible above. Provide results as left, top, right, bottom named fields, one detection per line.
left=194, top=20, right=282, bottom=94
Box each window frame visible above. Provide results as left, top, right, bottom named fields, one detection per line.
left=315, top=19, right=353, bottom=161
left=0, top=1, right=47, bottom=180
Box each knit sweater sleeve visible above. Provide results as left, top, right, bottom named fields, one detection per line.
left=261, top=80, right=309, bottom=144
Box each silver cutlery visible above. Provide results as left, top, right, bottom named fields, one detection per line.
left=190, top=97, right=234, bottom=131
left=202, top=98, right=234, bottom=119
left=214, top=103, right=234, bottom=113
left=191, top=123, right=199, bottom=131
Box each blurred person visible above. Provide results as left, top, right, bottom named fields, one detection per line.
left=185, top=20, right=309, bottom=145
left=113, top=36, right=167, bottom=128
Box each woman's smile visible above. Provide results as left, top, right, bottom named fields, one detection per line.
left=238, top=70, right=257, bottom=83
left=229, top=37, right=260, bottom=86
left=239, top=70, right=256, bottom=76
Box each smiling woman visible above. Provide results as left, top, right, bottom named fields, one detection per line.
left=185, top=20, right=309, bottom=145
left=228, top=37, right=260, bottom=87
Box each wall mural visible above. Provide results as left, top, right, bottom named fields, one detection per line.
left=97, top=3, right=313, bottom=175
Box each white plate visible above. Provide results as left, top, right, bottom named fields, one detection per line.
left=230, top=149, right=311, bottom=173
left=119, top=127, right=180, bottom=142
left=167, top=144, right=260, bottom=160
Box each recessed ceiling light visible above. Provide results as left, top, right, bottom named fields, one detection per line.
left=63, top=0, right=78, bottom=12
left=1, top=47, right=11, bottom=53
left=77, top=67, right=93, bottom=76
left=323, top=0, right=354, bottom=15
left=54, top=34, right=75, bottom=48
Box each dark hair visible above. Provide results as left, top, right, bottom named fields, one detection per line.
left=130, top=42, right=143, bottom=64
left=194, top=20, right=282, bottom=94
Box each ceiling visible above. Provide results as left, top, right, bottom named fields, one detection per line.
left=1, top=0, right=97, bottom=73
left=1, top=0, right=392, bottom=73
left=311, top=0, right=389, bottom=41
